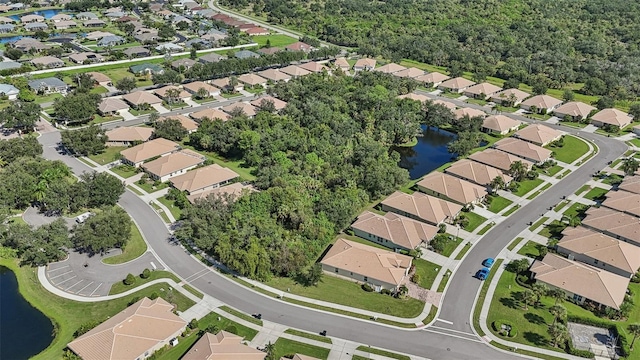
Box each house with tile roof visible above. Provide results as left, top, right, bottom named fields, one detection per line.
left=182, top=81, right=219, bottom=97
left=98, top=98, right=129, bottom=116
left=490, top=88, right=530, bottom=106
left=285, top=41, right=313, bottom=52
left=468, top=149, right=534, bottom=173
left=31, top=56, right=64, bottom=69
left=513, top=124, right=563, bottom=147
left=601, top=189, right=640, bottom=218
left=279, top=65, right=311, bottom=77
left=221, top=102, right=257, bottom=117
left=454, top=107, right=486, bottom=119
left=142, top=149, right=205, bottom=182
left=106, top=126, right=153, bottom=147
left=438, top=77, right=476, bottom=93
left=333, top=57, right=350, bottom=72
left=481, top=115, right=521, bottom=135
left=69, top=52, right=104, bottom=64
left=190, top=108, right=230, bottom=121
left=122, top=91, right=163, bottom=109
left=520, top=95, right=562, bottom=114
left=237, top=73, right=268, bottom=87
left=492, top=138, right=553, bottom=164
left=351, top=211, right=438, bottom=251
left=0, top=83, right=19, bottom=99
left=251, top=96, right=287, bottom=111
left=352, top=58, right=376, bottom=72
left=187, top=182, right=255, bottom=204
left=120, top=138, right=180, bottom=167
left=169, top=163, right=239, bottom=194
left=590, top=108, right=632, bottom=129
left=258, top=68, right=291, bottom=83
left=153, top=85, right=190, bottom=101
left=445, top=159, right=513, bottom=188
left=397, top=93, right=429, bottom=103
left=298, top=61, right=327, bottom=73
left=392, top=67, right=425, bottom=79
left=182, top=331, right=265, bottom=360
left=158, top=114, right=199, bottom=133
left=380, top=191, right=462, bottom=225
left=553, top=101, right=596, bottom=122
left=581, top=207, right=640, bottom=247
left=415, top=72, right=450, bottom=87
left=463, top=82, right=502, bottom=99
left=417, top=171, right=488, bottom=205
left=618, top=175, right=640, bottom=195
left=374, top=63, right=407, bottom=74
left=321, top=238, right=413, bottom=292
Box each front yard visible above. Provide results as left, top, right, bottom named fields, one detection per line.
left=88, top=146, right=125, bottom=165
left=583, top=187, right=609, bottom=201
left=460, top=211, right=487, bottom=232
left=545, top=135, right=590, bottom=164
left=513, top=178, right=544, bottom=197
left=412, top=259, right=440, bottom=290
left=273, top=338, right=330, bottom=360
left=486, top=196, right=513, bottom=214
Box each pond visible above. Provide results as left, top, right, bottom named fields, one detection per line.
left=0, top=265, right=54, bottom=359
left=9, top=8, right=68, bottom=21
left=394, top=125, right=457, bottom=179
left=0, top=35, right=23, bottom=44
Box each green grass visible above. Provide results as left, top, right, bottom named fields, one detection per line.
left=478, top=222, right=494, bottom=235
left=111, top=164, right=138, bottom=178
left=34, top=93, right=63, bottom=105
left=150, top=202, right=172, bottom=223
left=0, top=258, right=195, bottom=360
left=422, top=305, right=438, bottom=324
left=461, top=211, right=487, bottom=232
left=102, top=222, right=147, bottom=265
left=556, top=169, right=571, bottom=179
left=563, top=203, right=589, bottom=218
left=127, top=185, right=144, bottom=196
left=87, top=114, right=122, bottom=125
left=88, top=146, right=125, bottom=165
left=157, top=196, right=182, bottom=220
left=108, top=270, right=181, bottom=295
left=412, top=259, right=440, bottom=290
left=490, top=341, right=567, bottom=360
left=507, top=237, right=525, bottom=251
left=221, top=92, right=243, bottom=99
left=583, top=187, right=608, bottom=201
left=181, top=284, right=204, bottom=299
left=129, top=108, right=156, bottom=116
left=574, top=184, right=591, bottom=195
left=529, top=216, right=549, bottom=231
left=487, top=196, right=513, bottom=213
left=77, top=157, right=96, bottom=167
left=264, top=274, right=424, bottom=318
left=454, top=242, right=471, bottom=260
left=137, top=180, right=169, bottom=193
left=355, top=346, right=410, bottom=360
left=513, top=178, right=544, bottom=196
left=526, top=183, right=551, bottom=200
left=543, top=165, right=563, bottom=176
left=629, top=138, right=640, bottom=147
left=466, top=98, right=487, bottom=106
left=273, top=338, right=330, bottom=360
left=546, top=136, right=589, bottom=164
left=516, top=241, right=544, bottom=259
left=553, top=201, right=568, bottom=212
left=219, top=305, right=263, bottom=326
left=181, top=143, right=256, bottom=181
left=502, top=204, right=520, bottom=216
left=437, top=270, right=452, bottom=292
left=440, top=236, right=464, bottom=257
left=251, top=34, right=299, bottom=47
left=284, top=329, right=332, bottom=344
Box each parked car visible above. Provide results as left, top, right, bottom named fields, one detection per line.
left=75, top=212, right=94, bottom=223
left=482, top=258, right=495, bottom=268
left=476, top=267, right=490, bottom=280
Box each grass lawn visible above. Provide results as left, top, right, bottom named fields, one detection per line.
left=546, top=136, right=589, bottom=164
left=629, top=138, right=640, bottom=147
left=219, top=305, right=263, bottom=326
left=244, top=86, right=265, bottom=94
left=478, top=223, right=494, bottom=235
left=529, top=217, right=548, bottom=231
left=102, top=222, right=147, bottom=265
left=583, top=187, right=609, bottom=201
left=543, top=165, right=563, bottom=176
left=454, top=243, right=471, bottom=260
left=538, top=220, right=566, bottom=240
left=251, top=34, right=299, bottom=47
left=437, top=270, right=453, bottom=292
left=412, top=259, right=440, bottom=290
left=129, top=108, right=156, bottom=116
left=0, top=257, right=195, bottom=360
left=264, top=274, right=424, bottom=318
left=127, top=185, right=144, bottom=196
left=181, top=143, right=256, bottom=181
left=563, top=203, right=589, bottom=218
left=502, top=204, right=520, bottom=216
left=487, top=196, right=513, bottom=213
left=439, top=235, right=464, bottom=257
left=284, top=329, right=332, bottom=344
left=507, top=237, right=525, bottom=251
left=88, top=146, right=125, bottom=165
left=526, top=183, right=551, bottom=200
left=574, top=184, right=591, bottom=195
left=137, top=180, right=169, bottom=194
left=513, top=178, right=544, bottom=197
left=553, top=201, right=569, bottom=212
left=221, top=92, right=243, bottom=99
left=157, top=196, right=182, bottom=220
left=516, top=241, right=545, bottom=259
left=109, top=270, right=180, bottom=295
left=34, top=93, right=63, bottom=105
left=465, top=98, right=487, bottom=106
left=111, top=164, right=138, bottom=178
left=89, top=114, right=122, bottom=125
left=461, top=211, right=487, bottom=232
left=150, top=202, right=172, bottom=223
left=355, top=346, right=410, bottom=360
left=273, top=338, right=330, bottom=360
left=601, top=173, right=624, bottom=186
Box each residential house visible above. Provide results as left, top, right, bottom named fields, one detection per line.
left=492, top=138, right=553, bottom=164
left=0, top=23, right=12, bottom=32
left=28, top=77, right=68, bottom=94
left=334, top=57, right=350, bottom=72
left=87, top=71, right=111, bottom=86
left=98, top=98, right=129, bottom=116
left=414, top=72, right=450, bottom=87
left=186, top=182, right=255, bottom=204
left=158, top=115, right=199, bottom=133
left=211, top=77, right=241, bottom=92
left=633, top=125, right=640, bottom=136
left=513, top=124, right=563, bottom=147
left=201, top=29, right=227, bottom=43
left=257, top=47, right=281, bottom=56
left=299, top=61, right=327, bottom=73
left=351, top=211, right=438, bottom=251
left=50, top=13, right=71, bottom=22
left=123, top=46, right=150, bottom=58
left=553, top=101, right=596, bottom=122
left=153, top=85, right=190, bottom=101
left=105, top=11, right=125, bottom=18
left=530, top=253, right=630, bottom=310
left=237, top=23, right=255, bottom=31
left=67, top=298, right=187, bottom=360
left=155, top=43, right=183, bottom=53
left=397, top=93, right=429, bottom=103
left=558, top=226, right=640, bottom=279
left=0, top=16, right=15, bottom=23
left=20, top=14, right=44, bottom=23
left=431, top=99, right=456, bottom=110
left=602, top=190, right=640, bottom=218
left=190, top=108, right=230, bottom=121
left=76, top=12, right=98, bottom=20
left=581, top=207, right=640, bottom=247
left=84, top=19, right=106, bottom=27
left=54, top=20, right=76, bottom=30
left=85, top=30, right=113, bottom=41
left=251, top=95, right=287, bottom=111
left=234, top=49, right=260, bottom=59
left=393, top=67, right=425, bottom=79
left=134, top=32, right=158, bottom=44
left=353, top=58, right=376, bottom=72
left=11, top=37, right=47, bottom=52
left=169, top=163, right=239, bottom=194
left=129, top=63, right=164, bottom=75
left=221, top=102, right=257, bottom=117
left=454, top=107, right=486, bottom=119
left=244, top=26, right=269, bottom=35
left=115, top=15, right=137, bottom=23
left=445, top=159, right=513, bottom=187
left=380, top=191, right=463, bottom=225
left=463, top=82, right=502, bottom=99
left=0, top=61, right=21, bottom=71
left=122, top=91, right=163, bottom=109
left=520, top=95, right=562, bottom=114
left=237, top=73, right=268, bottom=88
left=438, top=77, right=476, bottom=93
left=619, top=175, right=640, bottom=195
left=468, top=148, right=533, bottom=173
left=184, top=38, right=211, bottom=49
left=0, top=83, right=18, bottom=99
left=258, top=68, right=291, bottom=83
left=183, top=81, right=219, bottom=97
left=142, top=149, right=205, bottom=182
left=321, top=238, right=412, bottom=292
left=374, top=63, right=407, bottom=74
left=198, top=52, right=226, bottom=64
left=182, top=331, right=266, bottom=360
left=481, top=115, right=521, bottom=135
left=97, top=35, right=125, bottom=47
left=105, top=126, right=153, bottom=146
left=417, top=171, right=488, bottom=205
left=120, top=138, right=181, bottom=167
left=590, top=108, right=632, bottom=129
left=490, top=88, right=530, bottom=106
left=68, top=52, right=103, bottom=64
left=285, top=41, right=313, bottom=52
left=24, top=22, right=48, bottom=31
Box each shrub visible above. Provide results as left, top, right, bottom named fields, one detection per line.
left=492, top=320, right=516, bottom=337
left=380, top=288, right=392, bottom=295
left=188, top=319, right=198, bottom=330
left=127, top=296, right=141, bottom=306
left=140, top=268, right=151, bottom=279
left=361, top=283, right=374, bottom=292
left=149, top=292, right=159, bottom=300
left=74, top=321, right=99, bottom=337
left=411, top=273, right=421, bottom=284
left=565, top=342, right=595, bottom=359
left=123, top=273, right=136, bottom=285
left=438, top=223, right=447, bottom=233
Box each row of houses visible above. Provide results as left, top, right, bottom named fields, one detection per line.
left=530, top=174, right=640, bottom=311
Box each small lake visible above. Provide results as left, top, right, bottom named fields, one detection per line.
left=0, top=265, right=54, bottom=359
left=9, top=8, right=68, bottom=21
left=0, top=35, right=23, bottom=44
left=394, top=125, right=457, bottom=179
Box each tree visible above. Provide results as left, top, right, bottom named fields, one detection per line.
left=628, top=324, right=640, bottom=350
left=0, top=136, right=42, bottom=163
left=195, top=87, right=209, bottom=100
left=596, top=96, right=615, bottom=110
left=521, top=289, right=535, bottom=310
left=60, top=125, right=107, bottom=156
left=0, top=101, right=41, bottom=131
left=53, top=92, right=101, bottom=124
left=164, top=88, right=181, bottom=109
left=152, top=69, right=181, bottom=85
left=115, top=77, right=137, bottom=93
left=74, top=73, right=95, bottom=93
left=447, top=131, right=482, bottom=158
left=628, top=103, right=640, bottom=120
left=305, top=263, right=323, bottom=286
left=509, top=161, right=528, bottom=182
left=547, top=288, right=565, bottom=305
left=80, top=171, right=125, bottom=208
left=532, top=283, right=548, bottom=304
left=621, top=157, right=639, bottom=176
left=562, top=89, right=574, bottom=102
left=547, top=323, right=568, bottom=348
left=190, top=48, right=197, bottom=60
left=228, top=76, right=239, bottom=91
left=71, top=206, right=132, bottom=254
left=532, top=82, right=548, bottom=95
left=504, top=78, right=520, bottom=89
left=5, top=48, right=23, bottom=61
left=489, top=176, right=506, bottom=193
left=158, top=24, right=176, bottom=40
left=153, top=118, right=188, bottom=141
left=123, top=273, right=136, bottom=285
left=561, top=214, right=581, bottom=227
left=549, top=305, right=566, bottom=326
left=506, top=258, right=530, bottom=274
left=264, top=341, right=276, bottom=360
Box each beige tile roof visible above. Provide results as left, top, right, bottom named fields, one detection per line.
left=257, top=68, right=291, bottom=82
left=321, top=238, right=412, bottom=286
left=590, top=108, right=632, bottom=127
left=454, top=107, right=486, bottom=119
left=374, top=63, right=407, bottom=74
left=285, top=354, right=321, bottom=360
left=221, top=102, right=257, bottom=117
left=298, top=61, right=327, bottom=73
left=559, top=226, right=640, bottom=274
left=334, top=57, right=351, bottom=69
left=99, top=98, right=129, bottom=113
left=392, top=67, right=425, bottom=78
left=381, top=191, right=462, bottom=225
left=169, top=163, right=239, bottom=193
left=279, top=65, right=311, bottom=77
left=122, top=91, right=162, bottom=105
left=397, top=93, right=429, bottom=103
left=120, top=138, right=180, bottom=164
left=69, top=52, right=103, bottom=63
left=417, top=172, right=487, bottom=204
left=183, top=81, right=217, bottom=94
left=445, top=159, right=513, bottom=186
left=513, top=124, right=563, bottom=146
left=530, top=254, right=630, bottom=309
left=553, top=101, right=596, bottom=119
left=468, top=148, right=533, bottom=172
left=601, top=190, right=640, bottom=217
left=31, top=56, right=63, bottom=66
left=210, top=77, right=230, bottom=89
left=237, top=73, right=267, bottom=86
left=582, top=207, right=640, bottom=244
left=158, top=114, right=199, bottom=132
left=106, top=126, right=153, bottom=143
left=191, top=108, right=230, bottom=121
left=491, top=88, right=530, bottom=103
left=439, top=77, right=475, bottom=90
left=464, top=82, right=502, bottom=96
left=482, top=115, right=521, bottom=133
left=142, top=149, right=205, bottom=178
left=87, top=71, right=111, bottom=83
left=67, top=298, right=187, bottom=360
left=153, top=85, right=190, bottom=99
left=182, top=331, right=266, bottom=360
left=415, top=72, right=450, bottom=84
left=619, top=175, right=640, bottom=195
left=353, top=58, right=376, bottom=69
left=493, top=138, right=552, bottom=163
left=250, top=95, right=287, bottom=110
left=431, top=99, right=456, bottom=110
left=187, top=183, right=255, bottom=204
left=351, top=211, right=438, bottom=249
left=521, top=95, right=562, bottom=110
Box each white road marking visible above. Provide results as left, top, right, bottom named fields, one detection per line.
left=150, top=261, right=157, bottom=270
left=90, top=283, right=103, bottom=296
left=53, top=275, right=76, bottom=285
left=76, top=281, right=94, bottom=294
left=49, top=270, right=73, bottom=280
left=65, top=280, right=84, bottom=290
left=47, top=265, right=70, bottom=272
left=422, top=329, right=484, bottom=343
left=429, top=326, right=477, bottom=337
left=183, top=269, right=208, bottom=282
left=435, top=318, right=453, bottom=325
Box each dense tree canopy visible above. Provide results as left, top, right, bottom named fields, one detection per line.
left=71, top=206, right=132, bottom=255
left=53, top=93, right=101, bottom=124
left=60, top=125, right=107, bottom=156
left=0, top=137, right=42, bottom=163
left=153, top=118, right=188, bottom=141
left=0, top=101, right=41, bottom=131
left=1, top=219, right=71, bottom=266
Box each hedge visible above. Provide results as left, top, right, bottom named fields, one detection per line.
left=566, top=315, right=629, bottom=357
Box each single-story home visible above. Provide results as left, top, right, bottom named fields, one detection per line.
left=414, top=72, right=450, bottom=87
left=185, top=38, right=212, bottom=49
left=142, top=149, right=205, bottom=182
left=84, top=19, right=106, bottom=27
left=98, top=97, right=129, bottom=116
left=169, top=163, right=239, bottom=194
left=68, top=52, right=103, bottom=64
left=211, top=77, right=242, bottom=92
left=171, top=58, right=197, bottom=70
left=123, top=46, right=151, bottom=58
left=519, top=95, right=562, bottom=114
left=186, top=182, right=255, bottom=204
left=257, top=68, right=291, bottom=83
left=221, top=102, right=257, bottom=117
left=20, top=14, right=45, bottom=23
left=490, top=88, right=530, bottom=106
left=120, top=138, right=180, bottom=167
left=155, top=43, right=183, bottom=53
left=468, top=148, right=533, bottom=173
left=380, top=191, right=462, bottom=225
left=321, top=238, right=413, bottom=292
left=0, top=16, right=14, bottom=24
left=237, top=73, right=268, bottom=87
left=234, top=49, right=260, bottom=59
left=67, top=298, right=187, bottom=360
left=481, top=115, right=521, bottom=135
left=444, top=159, right=513, bottom=187
left=0, top=83, right=19, bottom=99
left=279, top=65, right=311, bottom=78
left=198, top=52, right=226, bottom=64
left=182, top=81, right=219, bottom=97
left=492, top=137, right=553, bottom=164
left=76, top=12, right=98, bottom=20
left=0, top=23, right=13, bottom=32
left=374, top=63, right=407, bottom=74
left=530, top=253, right=630, bottom=310
left=182, top=331, right=266, bottom=360
left=54, top=20, right=77, bottom=30
left=87, top=71, right=111, bottom=86
left=618, top=175, right=640, bottom=195
left=153, top=85, right=190, bottom=101
left=351, top=211, right=438, bottom=251
left=97, top=35, right=125, bottom=47
left=157, top=115, right=199, bottom=133
left=250, top=95, right=287, bottom=111
left=0, top=61, right=21, bottom=71
left=244, top=26, right=269, bottom=35
left=129, top=63, right=164, bottom=75
left=24, top=22, right=48, bottom=31
left=581, top=207, right=640, bottom=247
left=334, top=57, right=351, bottom=72
left=454, top=107, right=486, bottom=119
left=51, top=13, right=71, bottom=22
left=31, top=56, right=64, bottom=68
left=85, top=31, right=113, bottom=41
left=105, top=126, right=153, bottom=146
left=298, top=61, right=327, bottom=73
left=632, top=124, right=640, bottom=136
left=513, top=124, right=563, bottom=147
left=463, top=82, right=502, bottom=99
left=438, top=77, right=476, bottom=93
left=134, top=32, right=158, bottom=44
left=417, top=171, right=488, bottom=205
left=390, top=67, right=424, bottom=79
left=28, top=77, right=68, bottom=94
left=285, top=41, right=313, bottom=52
left=398, top=93, right=429, bottom=103
left=122, top=91, right=163, bottom=109
left=553, top=101, right=596, bottom=122
left=190, top=108, right=230, bottom=121
left=257, top=47, right=281, bottom=56
left=558, top=226, right=640, bottom=279
left=590, top=108, right=632, bottom=129
left=11, top=37, right=48, bottom=52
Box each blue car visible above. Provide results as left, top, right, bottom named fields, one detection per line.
left=483, top=258, right=495, bottom=268
left=476, top=267, right=490, bottom=280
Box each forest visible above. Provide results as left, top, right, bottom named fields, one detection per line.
left=221, top=0, right=640, bottom=100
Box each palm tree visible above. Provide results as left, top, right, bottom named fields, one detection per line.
left=521, top=289, right=536, bottom=310
left=532, top=283, right=548, bottom=305
left=628, top=323, right=640, bottom=350
left=548, top=323, right=568, bottom=348
left=509, top=161, right=528, bottom=182
left=547, top=288, right=565, bottom=305
left=549, top=305, right=567, bottom=326
left=196, top=87, right=208, bottom=100
left=621, top=157, right=639, bottom=176
left=165, top=88, right=180, bottom=110
left=490, top=176, right=506, bottom=193
left=264, top=341, right=276, bottom=360
left=561, top=214, right=581, bottom=228
left=228, top=76, right=239, bottom=93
